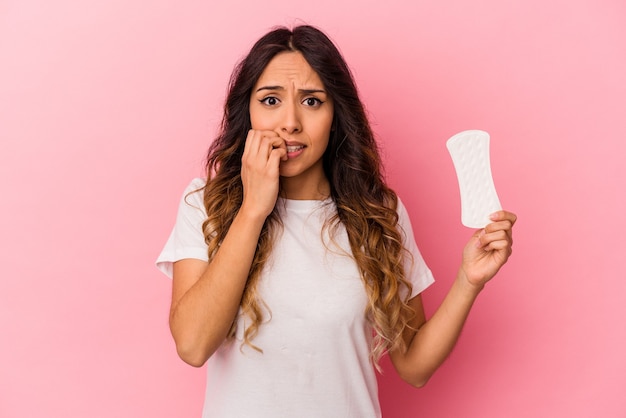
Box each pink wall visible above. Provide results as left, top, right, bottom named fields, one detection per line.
left=1, top=0, right=625, bottom=417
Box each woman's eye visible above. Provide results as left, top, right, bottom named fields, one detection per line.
left=303, top=97, right=323, bottom=107
left=260, top=97, right=279, bottom=106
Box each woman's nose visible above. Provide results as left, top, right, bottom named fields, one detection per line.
left=280, top=101, right=302, bottom=134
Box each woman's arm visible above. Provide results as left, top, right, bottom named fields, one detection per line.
left=169, top=130, right=287, bottom=367
left=169, top=208, right=267, bottom=367
left=390, top=210, right=517, bottom=386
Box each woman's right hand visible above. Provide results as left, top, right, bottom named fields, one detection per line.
left=170, top=130, right=287, bottom=366
left=240, top=129, right=287, bottom=218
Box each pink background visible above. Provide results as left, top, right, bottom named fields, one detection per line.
left=1, top=0, right=625, bottom=417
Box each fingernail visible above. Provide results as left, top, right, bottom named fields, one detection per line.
left=489, top=212, right=499, bottom=220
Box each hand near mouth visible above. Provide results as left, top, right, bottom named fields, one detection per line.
left=240, top=130, right=287, bottom=219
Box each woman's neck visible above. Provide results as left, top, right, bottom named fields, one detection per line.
left=279, top=175, right=330, bottom=200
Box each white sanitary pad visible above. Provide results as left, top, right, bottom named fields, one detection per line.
left=446, top=130, right=502, bottom=228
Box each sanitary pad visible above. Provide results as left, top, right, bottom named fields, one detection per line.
left=446, top=130, right=502, bottom=228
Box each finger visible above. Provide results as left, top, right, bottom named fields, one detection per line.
left=484, top=220, right=512, bottom=232
left=244, top=130, right=279, bottom=157
left=255, top=131, right=285, bottom=160
left=268, top=146, right=287, bottom=166
left=476, top=229, right=510, bottom=250
left=487, top=236, right=513, bottom=255
left=473, top=229, right=487, bottom=249
left=242, top=131, right=274, bottom=176
left=265, top=135, right=287, bottom=161
left=490, top=210, right=517, bottom=226
left=486, top=213, right=516, bottom=243
left=484, top=239, right=512, bottom=255
left=243, top=131, right=287, bottom=173
left=243, top=130, right=271, bottom=164
left=242, top=129, right=255, bottom=160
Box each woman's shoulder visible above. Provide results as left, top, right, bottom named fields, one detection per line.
left=176, top=177, right=207, bottom=212
left=185, top=177, right=207, bottom=192
left=385, top=190, right=407, bottom=216
left=181, top=177, right=207, bottom=198
left=393, top=194, right=413, bottom=227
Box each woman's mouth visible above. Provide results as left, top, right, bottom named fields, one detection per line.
left=286, top=145, right=305, bottom=153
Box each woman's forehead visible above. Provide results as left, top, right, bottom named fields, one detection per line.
left=254, top=52, right=325, bottom=91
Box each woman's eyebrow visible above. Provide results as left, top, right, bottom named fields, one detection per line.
left=255, top=86, right=326, bottom=95
left=255, top=85, right=284, bottom=92
left=299, top=88, right=326, bottom=95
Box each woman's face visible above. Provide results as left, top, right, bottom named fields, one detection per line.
left=249, top=51, right=334, bottom=196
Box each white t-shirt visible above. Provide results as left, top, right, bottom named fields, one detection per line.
left=157, top=178, right=435, bottom=418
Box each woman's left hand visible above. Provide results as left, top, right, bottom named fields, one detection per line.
left=460, top=210, right=517, bottom=289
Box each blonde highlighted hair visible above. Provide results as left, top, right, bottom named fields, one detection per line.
left=202, top=25, right=416, bottom=367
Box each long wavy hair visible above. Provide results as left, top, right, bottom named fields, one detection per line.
left=202, top=25, right=415, bottom=367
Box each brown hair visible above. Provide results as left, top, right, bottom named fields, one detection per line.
left=202, top=25, right=415, bottom=366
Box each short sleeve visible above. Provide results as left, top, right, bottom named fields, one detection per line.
left=155, top=178, right=209, bottom=278
left=397, top=197, right=435, bottom=299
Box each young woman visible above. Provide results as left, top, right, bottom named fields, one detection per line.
left=157, top=25, right=516, bottom=418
